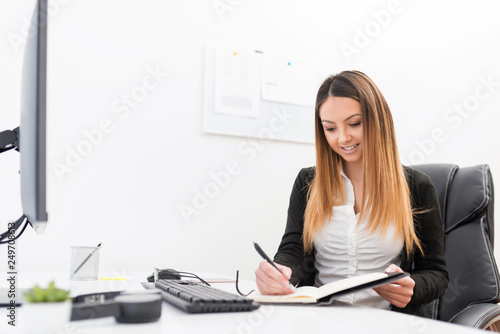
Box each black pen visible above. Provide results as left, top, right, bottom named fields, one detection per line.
left=254, top=242, right=295, bottom=289
left=253, top=242, right=285, bottom=276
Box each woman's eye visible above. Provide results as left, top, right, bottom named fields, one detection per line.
left=350, top=122, right=361, bottom=127
left=325, top=127, right=336, bottom=132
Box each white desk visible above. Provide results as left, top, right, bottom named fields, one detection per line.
left=1, top=271, right=482, bottom=334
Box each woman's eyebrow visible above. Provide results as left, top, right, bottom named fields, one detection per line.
left=321, top=113, right=362, bottom=124
left=344, top=113, right=362, bottom=122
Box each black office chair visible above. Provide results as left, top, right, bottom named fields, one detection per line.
left=412, top=164, right=500, bottom=330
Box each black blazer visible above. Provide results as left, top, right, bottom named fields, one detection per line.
left=273, top=166, right=449, bottom=316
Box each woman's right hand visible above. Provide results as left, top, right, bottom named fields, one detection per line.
left=254, top=260, right=294, bottom=295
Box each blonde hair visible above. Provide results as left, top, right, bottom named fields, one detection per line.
left=303, top=71, right=422, bottom=257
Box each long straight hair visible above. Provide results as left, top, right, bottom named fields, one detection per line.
left=303, top=71, right=422, bottom=257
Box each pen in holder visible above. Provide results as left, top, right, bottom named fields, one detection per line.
left=70, top=243, right=101, bottom=280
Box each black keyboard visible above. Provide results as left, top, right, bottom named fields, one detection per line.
left=142, top=279, right=260, bottom=313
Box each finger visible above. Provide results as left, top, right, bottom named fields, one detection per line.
left=374, top=280, right=414, bottom=307
left=384, top=292, right=412, bottom=308
left=375, top=277, right=414, bottom=293
left=384, top=264, right=404, bottom=274
left=373, top=287, right=411, bottom=307
left=260, top=261, right=290, bottom=285
left=388, top=275, right=415, bottom=288
left=397, top=276, right=415, bottom=287
left=383, top=264, right=410, bottom=286
left=374, top=278, right=414, bottom=294
left=255, top=273, right=293, bottom=295
left=374, top=283, right=412, bottom=297
left=255, top=274, right=292, bottom=295
left=275, top=263, right=292, bottom=280
left=255, top=261, right=293, bottom=294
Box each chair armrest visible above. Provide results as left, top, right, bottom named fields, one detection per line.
left=450, top=303, right=500, bottom=329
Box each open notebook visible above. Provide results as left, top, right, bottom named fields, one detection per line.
left=248, top=272, right=408, bottom=304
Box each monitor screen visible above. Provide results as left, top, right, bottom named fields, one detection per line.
left=19, top=0, right=48, bottom=233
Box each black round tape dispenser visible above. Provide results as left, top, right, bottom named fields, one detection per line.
left=71, top=290, right=162, bottom=324
left=114, top=292, right=162, bottom=323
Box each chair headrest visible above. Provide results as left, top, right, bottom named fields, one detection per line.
left=445, top=165, right=492, bottom=233
left=410, top=164, right=458, bottom=222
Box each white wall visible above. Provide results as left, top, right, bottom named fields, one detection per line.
left=1, top=0, right=499, bottom=284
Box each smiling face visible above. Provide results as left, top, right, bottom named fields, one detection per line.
left=319, top=96, right=363, bottom=170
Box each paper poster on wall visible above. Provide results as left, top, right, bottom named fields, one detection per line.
left=261, top=55, right=322, bottom=107
left=214, top=48, right=260, bottom=118
left=203, top=46, right=322, bottom=144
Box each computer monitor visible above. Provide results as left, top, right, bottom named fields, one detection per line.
left=19, top=0, right=48, bottom=233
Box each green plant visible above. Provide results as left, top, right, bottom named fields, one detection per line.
left=24, top=281, right=71, bottom=303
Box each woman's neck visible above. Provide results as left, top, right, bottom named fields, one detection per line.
left=342, top=160, right=363, bottom=183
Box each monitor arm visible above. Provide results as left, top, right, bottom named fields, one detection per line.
left=0, top=126, right=29, bottom=244
left=0, top=127, right=19, bottom=154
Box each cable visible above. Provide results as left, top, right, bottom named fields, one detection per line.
left=0, top=215, right=29, bottom=244
left=176, top=271, right=211, bottom=286
left=235, top=270, right=254, bottom=297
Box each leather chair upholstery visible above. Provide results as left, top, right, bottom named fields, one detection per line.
left=412, top=164, right=500, bottom=330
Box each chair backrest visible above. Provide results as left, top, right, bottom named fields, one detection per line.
left=412, top=164, right=498, bottom=322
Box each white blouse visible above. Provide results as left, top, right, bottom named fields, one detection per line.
left=314, top=169, right=403, bottom=309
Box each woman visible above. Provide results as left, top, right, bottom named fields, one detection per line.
left=255, top=71, right=448, bottom=316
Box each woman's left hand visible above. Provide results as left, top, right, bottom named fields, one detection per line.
left=373, top=264, right=415, bottom=308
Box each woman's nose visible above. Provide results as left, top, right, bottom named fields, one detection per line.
left=338, top=128, right=351, bottom=144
